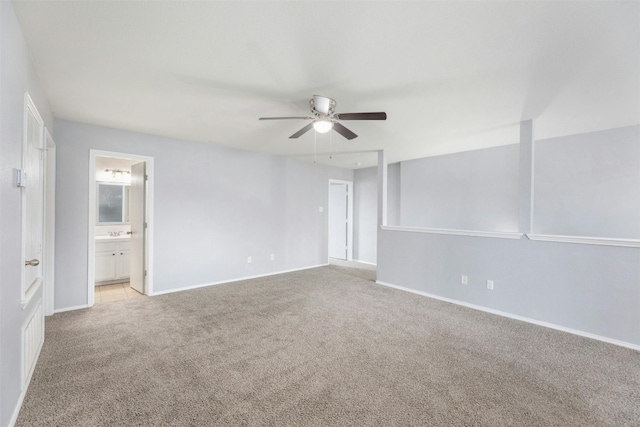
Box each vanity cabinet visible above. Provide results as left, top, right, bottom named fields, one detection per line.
left=95, top=240, right=130, bottom=283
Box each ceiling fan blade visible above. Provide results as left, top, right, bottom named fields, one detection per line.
left=332, top=122, right=358, bottom=140
left=259, top=116, right=313, bottom=120
left=289, top=123, right=314, bottom=139
left=335, top=112, right=387, bottom=121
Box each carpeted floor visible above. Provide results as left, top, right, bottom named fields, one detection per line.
left=17, top=265, right=640, bottom=426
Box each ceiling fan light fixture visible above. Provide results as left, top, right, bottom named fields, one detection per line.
left=313, top=120, right=333, bottom=134
left=260, top=95, right=385, bottom=140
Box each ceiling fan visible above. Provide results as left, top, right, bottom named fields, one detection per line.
left=259, top=95, right=387, bottom=140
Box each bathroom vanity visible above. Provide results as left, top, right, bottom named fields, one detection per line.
left=95, top=235, right=130, bottom=284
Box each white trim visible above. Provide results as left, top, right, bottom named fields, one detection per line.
left=328, top=179, right=354, bottom=261
left=43, top=128, right=56, bottom=316
left=53, top=303, right=91, bottom=314
left=88, top=150, right=155, bottom=307
left=380, top=225, right=523, bottom=240
left=150, top=264, right=329, bottom=297
left=376, top=280, right=640, bottom=352
left=352, top=259, right=377, bottom=267
left=526, top=233, right=640, bottom=248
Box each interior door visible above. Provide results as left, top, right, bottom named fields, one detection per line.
left=328, top=182, right=348, bottom=259
left=23, top=97, right=45, bottom=299
left=129, top=162, right=146, bottom=294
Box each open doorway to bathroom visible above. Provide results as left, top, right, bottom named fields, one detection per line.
left=88, top=150, right=154, bottom=305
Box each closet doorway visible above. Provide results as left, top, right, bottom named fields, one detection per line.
left=328, top=179, right=353, bottom=261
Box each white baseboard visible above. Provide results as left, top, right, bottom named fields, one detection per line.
left=526, top=233, right=640, bottom=248
left=352, top=259, right=377, bottom=266
left=53, top=303, right=90, bottom=314
left=380, top=225, right=522, bottom=240
left=376, top=280, right=640, bottom=352
left=150, top=264, right=329, bottom=297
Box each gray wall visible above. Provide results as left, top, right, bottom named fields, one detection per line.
left=0, top=2, right=54, bottom=425
left=54, top=120, right=352, bottom=309
left=400, top=144, right=520, bottom=231
left=377, top=125, right=640, bottom=347
left=388, top=163, right=401, bottom=226
left=534, top=125, right=640, bottom=238
left=353, top=167, right=377, bottom=264
left=377, top=231, right=640, bottom=345
left=353, top=163, right=400, bottom=264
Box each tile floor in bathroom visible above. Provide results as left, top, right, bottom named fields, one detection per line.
left=95, top=282, right=144, bottom=303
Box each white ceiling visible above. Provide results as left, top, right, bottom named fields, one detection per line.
left=12, top=1, right=640, bottom=169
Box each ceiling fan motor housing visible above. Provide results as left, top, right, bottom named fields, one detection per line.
left=310, top=95, right=336, bottom=118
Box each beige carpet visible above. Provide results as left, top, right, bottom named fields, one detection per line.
left=17, top=265, right=640, bottom=426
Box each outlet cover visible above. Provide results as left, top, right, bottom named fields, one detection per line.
left=487, top=280, right=494, bottom=290
left=461, top=275, right=468, bottom=285
left=270, top=254, right=275, bottom=261
left=247, top=256, right=252, bottom=263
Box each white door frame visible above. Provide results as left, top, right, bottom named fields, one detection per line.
left=328, top=179, right=353, bottom=261
left=43, top=128, right=56, bottom=316
left=88, top=150, right=154, bottom=306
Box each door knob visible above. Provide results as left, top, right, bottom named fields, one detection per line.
left=25, top=259, right=40, bottom=267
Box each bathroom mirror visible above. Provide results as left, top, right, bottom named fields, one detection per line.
left=97, top=182, right=130, bottom=224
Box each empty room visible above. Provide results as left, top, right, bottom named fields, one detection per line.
left=1, top=1, right=639, bottom=426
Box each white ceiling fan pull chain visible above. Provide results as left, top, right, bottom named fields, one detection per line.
left=329, top=130, right=333, bottom=160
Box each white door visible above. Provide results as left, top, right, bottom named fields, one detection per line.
left=23, top=96, right=45, bottom=299
left=328, top=182, right=348, bottom=259
left=129, top=162, right=146, bottom=294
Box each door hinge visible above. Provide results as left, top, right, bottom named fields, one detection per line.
left=14, top=169, right=26, bottom=188
left=144, top=270, right=148, bottom=277
left=144, top=222, right=148, bottom=229
left=145, top=174, right=148, bottom=181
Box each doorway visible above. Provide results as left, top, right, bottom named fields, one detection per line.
left=88, top=150, right=154, bottom=306
left=328, top=179, right=353, bottom=261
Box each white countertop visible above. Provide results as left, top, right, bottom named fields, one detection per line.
left=95, top=235, right=131, bottom=242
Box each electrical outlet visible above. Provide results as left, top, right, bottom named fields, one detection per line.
left=487, top=280, right=494, bottom=290
left=247, top=256, right=252, bottom=263
left=461, top=275, right=468, bottom=285
left=270, top=254, right=275, bottom=261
